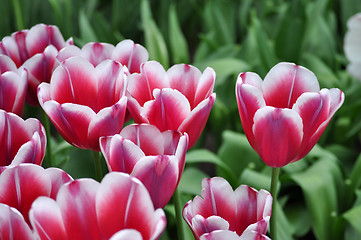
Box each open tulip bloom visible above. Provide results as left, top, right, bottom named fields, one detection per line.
left=56, top=40, right=148, bottom=73
left=100, top=123, right=188, bottom=208
left=235, top=62, right=344, bottom=168
left=0, top=24, right=73, bottom=105
left=0, top=55, right=27, bottom=116
left=183, top=177, right=272, bottom=240
left=127, top=61, right=216, bottom=149
left=37, top=56, right=128, bottom=151
left=0, top=110, right=46, bottom=173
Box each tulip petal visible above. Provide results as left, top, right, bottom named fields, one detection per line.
left=96, top=60, right=127, bottom=111
left=252, top=107, right=303, bottom=167
left=44, top=168, right=74, bottom=199
left=88, top=97, right=127, bottom=151
left=25, top=24, right=66, bottom=57
left=0, top=203, right=34, bottom=240
left=29, top=197, right=67, bottom=240
left=56, top=45, right=82, bottom=63
left=344, top=13, right=361, bottom=64
left=194, top=67, right=216, bottom=107
left=128, top=61, right=169, bottom=107
left=0, top=164, right=51, bottom=225
left=50, top=57, right=97, bottom=110
left=131, top=155, right=179, bottom=208
left=57, top=179, right=101, bottom=240
left=262, top=62, right=320, bottom=108
left=100, top=135, right=145, bottom=173
left=168, top=64, right=202, bottom=109
left=179, top=93, right=215, bottom=148
left=96, top=172, right=166, bottom=240
left=11, top=132, right=44, bottom=166
left=236, top=75, right=266, bottom=149
left=112, top=39, right=149, bottom=73
left=81, top=42, right=114, bottom=66
left=142, top=88, right=191, bottom=132
left=239, top=221, right=271, bottom=240
left=0, top=54, right=17, bottom=73
left=110, top=229, right=144, bottom=240
left=191, top=215, right=230, bottom=238
left=0, top=70, right=27, bottom=115
left=42, top=101, right=94, bottom=149
left=200, top=230, right=241, bottom=240
left=120, top=124, right=164, bottom=155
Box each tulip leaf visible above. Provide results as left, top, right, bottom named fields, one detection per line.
left=178, top=167, right=209, bottom=196
left=168, top=4, right=189, bottom=64
left=186, top=149, right=237, bottom=185
left=239, top=168, right=270, bottom=192
left=291, top=152, right=343, bottom=240
left=140, top=0, right=169, bottom=68
left=79, top=9, right=98, bottom=42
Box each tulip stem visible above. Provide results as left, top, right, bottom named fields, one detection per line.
left=173, top=188, right=185, bottom=240
left=93, top=151, right=103, bottom=181
left=270, top=167, right=280, bottom=240
left=42, top=111, right=53, bottom=167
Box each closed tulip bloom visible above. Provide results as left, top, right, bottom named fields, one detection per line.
left=0, top=164, right=73, bottom=226
left=183, top=177, right=272, bottom=240
left=56, top=39, right=148, bottom=73
left=0, top=110, right=46, bottom=172
left=344, top=13, right=361, bottom=81
left=127, top=61, right=216, bottom=148
left=100, top=123, right=188, bottom=208
left=235, top=62, right=344, bottom=167
left=0, top=55, right=27, bottom=116
left=0, top=24, right=72, bottom=105
left=38, top=56, right=128, bottom=151
left=29, top=172, right=166, bottom=240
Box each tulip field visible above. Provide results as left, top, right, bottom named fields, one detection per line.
left=1, top=0, right=361, bottom=239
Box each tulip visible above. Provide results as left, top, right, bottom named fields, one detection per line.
left=235, top=62, right=344, bottom=168
left=183, top=177, right=272, bottom=240
left=100, top=123, right=188, bottom=208
left=0, top=55, right=27, bottom=116
left=127, top=61, right=216, bottom=148
left=344, top=13, right=361, bottom=81
left=38, top=56, right=128, bottom=151
left=56, top=39, right=148, bottom=73
left=0, top=110, right=46, bottom=172
left=0, top=203, right=34, bottom=240
left=0, top=24, right=73, bottom=105
left=0, top=164, right=73, bottom=226
left=29, top=172, right=166, bottom=240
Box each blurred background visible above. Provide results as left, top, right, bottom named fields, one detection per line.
left=2, top=0, right=361, bottom=239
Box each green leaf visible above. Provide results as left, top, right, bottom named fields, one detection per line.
left=168, top=4, right=189, bottom=64
left=344, top=205, right=361, bottom=235
left=291, top=154, right=343, bottom=240
left=140, top=0, right=169, bottom=68
left=79, top=9, right=98, bottom=42
left=178, top=167, right=209, bottom=195
left=239, top=168, right=270, bottom=191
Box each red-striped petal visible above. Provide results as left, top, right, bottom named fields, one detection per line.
left=81, top=42, right=114, bottom=66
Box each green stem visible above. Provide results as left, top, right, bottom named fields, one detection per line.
left=93, top=151, right=103, bottom=181
left=12, top=0, right=24, bottom=30
left=42, top=111, right=53, bottom=167
left=173, top=188, right=185, bottom=240
left=270, top=167, right=280, bottom=240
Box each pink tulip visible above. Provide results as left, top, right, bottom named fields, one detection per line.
left=0, top=164, right=73, bottom=227
left=0, top=55, right=27, bottom=116
left=235, top=62, right=344, bottom=167
left=183, top=177, right=272, bottom=240
left=0, top=24, right=73, bottom=105
left=100, top=123, right=188, bottom=208
left=29, top=172, right=166, bottom=240
left=127, top=61, right=216, bottom=148
left=0, top=110, right=46, bottom=172
left=0, top=203, right=34, bottom=240
left=56, top=40, right=148, bottom=73
left=38, top=56, right=128, bottom=151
